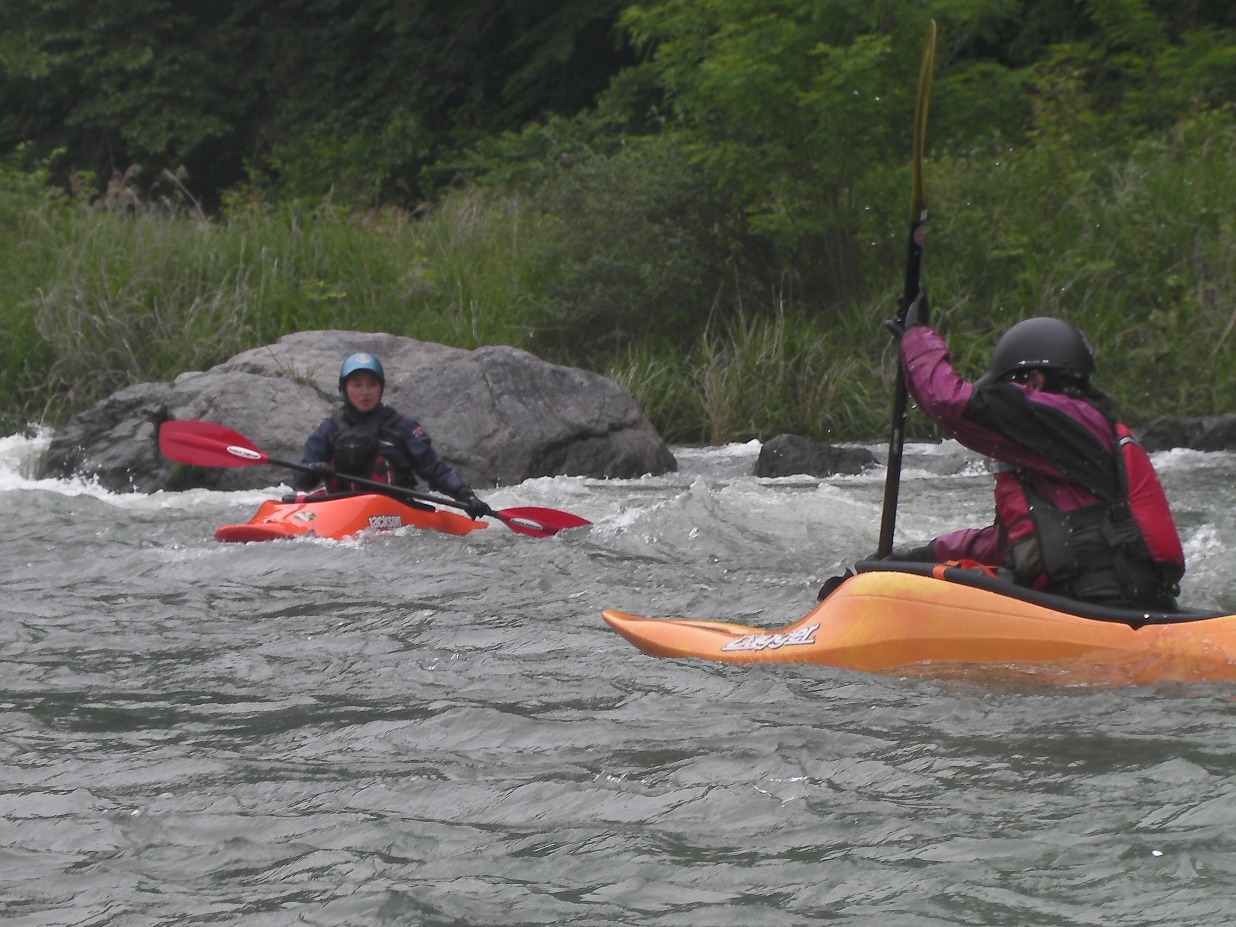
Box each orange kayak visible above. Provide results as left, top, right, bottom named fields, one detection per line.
left=215, top=492, right=487, bottom=542
left=603, top=562, right=1236, bottom=685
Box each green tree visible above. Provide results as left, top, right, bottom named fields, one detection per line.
left=0, top=0, right=243, bottom=201
left=611, top=1, right=1039, bottom=301
left=0, top=0, right=636, bottom=208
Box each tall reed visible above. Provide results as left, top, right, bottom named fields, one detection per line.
left=11, top=189, right=549, bottom=423
left=4, top=110, right=1236, bottom=441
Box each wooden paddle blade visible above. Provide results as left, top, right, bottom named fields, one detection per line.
left=496, top=505, right=591, bottom=538
left=158, top=420, right=271, bottom=468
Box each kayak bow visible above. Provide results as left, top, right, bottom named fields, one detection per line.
left=216, top=492, right=485, bottom=542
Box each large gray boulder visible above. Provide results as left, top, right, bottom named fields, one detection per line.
left=40, top=330, right=677, bottom=492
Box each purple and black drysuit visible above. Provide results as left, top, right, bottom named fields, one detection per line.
left=898, top=325, right=1181, bottom=606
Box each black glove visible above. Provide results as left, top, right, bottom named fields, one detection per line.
left=865, top=541, right=937, bottom=563
left=457, top=488, right=495, bottom=520
left=884, top=285, right=930, bottom=340
left=294, top=460, right=334, bottom=490
left=817, top=569, right=855, bottom=602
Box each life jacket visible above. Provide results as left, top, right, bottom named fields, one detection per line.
left=326, top=407, right=399, bottom=492
left=997, top=422, right=1184, bottom=607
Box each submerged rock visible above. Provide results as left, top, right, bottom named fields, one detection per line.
left=40, top=330, right=677, bottom=492
left=1138, top=414, right=1236, bottom=453
left=753, top=434, right=878, bottom=478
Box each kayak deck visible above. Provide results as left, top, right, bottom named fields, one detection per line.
left=216, top=492, right=486, bottom=542
left=602, top=563, right=1236, bottom=684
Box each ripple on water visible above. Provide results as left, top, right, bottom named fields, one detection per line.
left=3, top=439, right=1236, bottom=924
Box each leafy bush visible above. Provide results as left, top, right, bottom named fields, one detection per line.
left=519, top=136, right=751, bottom=363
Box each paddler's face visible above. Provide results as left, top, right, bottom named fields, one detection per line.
left=344, top=371, right=383, bottom=412
left=1007, top=369, right=1048, bottom=392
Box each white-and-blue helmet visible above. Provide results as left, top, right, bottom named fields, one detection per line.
left=338, top=352, right=385, bottom=392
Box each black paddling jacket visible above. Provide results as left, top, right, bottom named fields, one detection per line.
left=295, top=404, right=469, bottom=497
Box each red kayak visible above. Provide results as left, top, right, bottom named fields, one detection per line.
left=215, top=492, right=486, bottom=542
left=159, top=420, right=592, bottom=540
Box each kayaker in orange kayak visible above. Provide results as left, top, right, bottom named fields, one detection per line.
left=880, top=289, right=1185, bottom=609
left=294, top=352, right=495, bottom=520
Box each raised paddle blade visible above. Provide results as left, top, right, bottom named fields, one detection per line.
left=159, top=420, right=272, bottom=468
left=495, top=506, right=591, bottom=538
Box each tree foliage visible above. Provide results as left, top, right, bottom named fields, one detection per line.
left=3, top=0, right=1232, bottom=212
left=0, top=0, right=635, bottom=207
left=3, top=0, right=1236, bottom=431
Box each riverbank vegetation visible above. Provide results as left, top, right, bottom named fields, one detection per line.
left=3, top=2, right=1235, bottom=441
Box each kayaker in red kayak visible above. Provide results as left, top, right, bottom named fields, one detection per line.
left=294, top=352, right=495, bottom=520
left=880, top=289, right=1185, bottom=608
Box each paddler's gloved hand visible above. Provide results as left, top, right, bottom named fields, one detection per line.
left=865, top=541, right=937, bottom=563
left=294, top=460, right=334, bottom=490
left=884, top=285, right=930, bottom=340
left=457, top=488, right=495, bottom=520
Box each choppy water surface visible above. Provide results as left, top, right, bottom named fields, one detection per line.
left=3, top=430, right=1235, bottom=926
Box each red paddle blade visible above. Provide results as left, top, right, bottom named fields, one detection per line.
left=162, top=420, right=592, bottom=537
left=496, top=506, right=591, bottom=538
left=159, top=420, right=271, bottom=468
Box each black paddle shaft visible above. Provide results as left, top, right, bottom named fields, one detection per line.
left=877, top=21, right=936, bottom=558
left=266, top=453, right=474, bottom=515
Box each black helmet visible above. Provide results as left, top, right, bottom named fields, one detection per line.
left=976, top=317, right=1096, bottom=388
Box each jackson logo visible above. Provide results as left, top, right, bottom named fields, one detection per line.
left=227, top=444, right=264, bottom=461
left=368, top=514, right=403, bottom=530
left=721, top=623, right=820, bottom=653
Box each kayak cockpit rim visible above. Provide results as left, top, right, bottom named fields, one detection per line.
left=853, top=559, right=1227, bottom=628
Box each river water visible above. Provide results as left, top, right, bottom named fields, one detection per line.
left=3, top=428, right=1235, bottom=926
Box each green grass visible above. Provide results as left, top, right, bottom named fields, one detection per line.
left=4, top=189, right=550, bottom=423
left=4, top=109, right=1236, bottom=440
